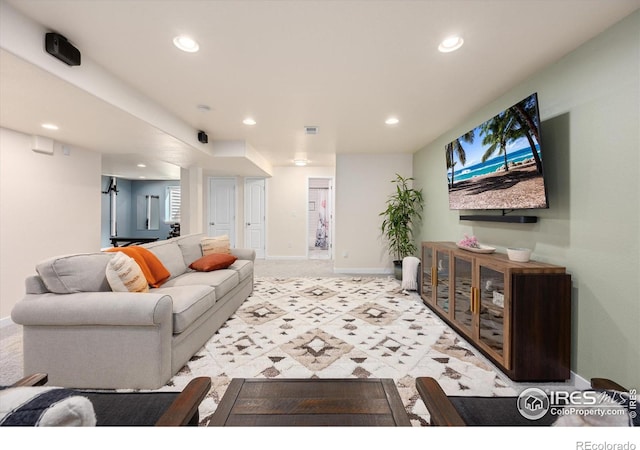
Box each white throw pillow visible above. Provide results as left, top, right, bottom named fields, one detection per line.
left=201, top=235, right=231, bottom=255
left=0, top=386, right=96, bottom=426
left=105, top=252, right=149, bottom=293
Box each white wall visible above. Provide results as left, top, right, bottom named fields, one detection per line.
left=413, top=12, right=639, bottom=389
left=334, top=153, right=413, bottom=273
left=0, top=127, right=102, bottom=319
left=266, top=166, right=335, bottom=258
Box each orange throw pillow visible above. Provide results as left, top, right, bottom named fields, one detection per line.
left=105, top=246, right=171, bottom=288
left=189, top=254, right=237, bottom=272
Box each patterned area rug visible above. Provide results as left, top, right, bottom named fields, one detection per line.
left=165, top=277, right=517, bottom=426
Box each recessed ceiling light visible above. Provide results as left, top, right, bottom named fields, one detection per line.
left=137, top=163, right=147, bottom=168
left=294, top=159, right=308, bottom=167
left=438, top=35, right=464, bottom=53
left=41, top=123, right=59, bottom=130
left=173, top=35, right=199, bottom=53
left=385, top=117, right=399, bottom=125
left=243, top=118, right=257, bottom=125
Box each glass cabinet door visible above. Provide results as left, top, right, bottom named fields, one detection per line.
left=421, top=245, right=433, bottom=302
left=477, top=264, right=506, bottom=363
left=453, top=255, right=473, bottom=336
left=435, top=250, right=450, bottom=314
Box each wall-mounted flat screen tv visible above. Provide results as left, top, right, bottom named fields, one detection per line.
left=445, top=93, right=549, bottom=210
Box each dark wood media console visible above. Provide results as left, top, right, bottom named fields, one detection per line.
left=421, top=242, right=571, bottom=381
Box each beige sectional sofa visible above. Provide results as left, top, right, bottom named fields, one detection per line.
left=11, top=233, right=255, bottom=390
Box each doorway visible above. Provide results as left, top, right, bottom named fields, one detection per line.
left=308, top=177, right=333, bottom=260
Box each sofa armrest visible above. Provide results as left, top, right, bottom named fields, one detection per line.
left=11, top=373, right=49, bottom=387
left=415, top=377, right=467, bottom=426
left=231, top=248, right=256, bottom=262
left=591, top=378, right=628, bottom=391
left=11, top=292, right=173, bottom=327
left=155, top=377, right=212, bottom=426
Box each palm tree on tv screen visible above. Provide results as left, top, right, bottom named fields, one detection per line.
left=446, top=130, right=474, bottom=187
left=511, top=95, right=543, bottom=174
left=480, top=111, right=520, bottom=171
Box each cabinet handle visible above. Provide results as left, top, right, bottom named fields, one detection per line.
left=471, top=288, right=476, bottom=313
left=471, top=287, right=479, bottom=314
left=470, top=289, right=474, bottom=313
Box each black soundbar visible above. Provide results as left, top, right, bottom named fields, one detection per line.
left=459, top=215, right=538, bottom=223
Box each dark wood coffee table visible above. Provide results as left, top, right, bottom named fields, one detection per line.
left=209, top=378, right=411, bottom=426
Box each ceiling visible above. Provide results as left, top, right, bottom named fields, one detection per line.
left=1, top=0, right=638, bottom=180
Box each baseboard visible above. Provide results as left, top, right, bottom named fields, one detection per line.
left=333, top=267, right=393, bottom=275
left=264, top=256, right=308, bottom=260
left=0, top=316, right=16, bottom=329
left=571, top=370, right=591, bottom=390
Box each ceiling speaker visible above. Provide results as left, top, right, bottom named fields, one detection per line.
left=45, top=33, right=81, bottom=66
left=198, top=131, right=208, bottom=144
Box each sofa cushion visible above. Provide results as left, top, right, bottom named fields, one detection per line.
left=142, top=240, right=187, bottom=280
left=189, top=254, right=237, bottom=272
left=25, top=275, right=49, bottom=295
left=36, top=253, right=113, bottom=294
left=151, top=285, right=216, bottom=334
left=201, top=235, right=231, bottom=255
left=162, top=270, right=239, bottom=300
left=175, top=234, right=205, bottom=267
left=105, top=252, right=149, bottom=293
left=228, top=260, right=253, bottom=282
left=104, top=246, right=170, bottom=288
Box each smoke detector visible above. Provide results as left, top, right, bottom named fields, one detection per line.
left=304, top=126, right=319, bottom=135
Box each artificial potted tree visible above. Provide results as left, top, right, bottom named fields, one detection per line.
left=379, top=174, right=424, bottom=279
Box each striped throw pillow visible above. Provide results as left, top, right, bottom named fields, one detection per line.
left=105, top=252, right=149, bottom=293
left=201, top=235, right=231, bottom=255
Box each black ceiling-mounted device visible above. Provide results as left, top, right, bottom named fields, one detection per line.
left=45, top=32, right=81, bottom=66
left=198, top=131, right=208, bottom=144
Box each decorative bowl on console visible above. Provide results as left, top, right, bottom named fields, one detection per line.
left=507, top=247, right=531, bottom=262
left=456, top=235, right=495, bottom=253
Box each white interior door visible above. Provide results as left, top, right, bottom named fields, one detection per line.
left=244, top=178, right=265, bottom=258
left=208, top=177, right=236, bottom=246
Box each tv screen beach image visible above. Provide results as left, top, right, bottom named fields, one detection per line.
left=445, top=93, right=548, bottom=210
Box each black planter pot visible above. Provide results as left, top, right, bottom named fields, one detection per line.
left=393, top=260, right=403, bottom=280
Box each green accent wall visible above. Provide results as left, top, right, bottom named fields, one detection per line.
left=413, top=11, right=639, bottom=389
